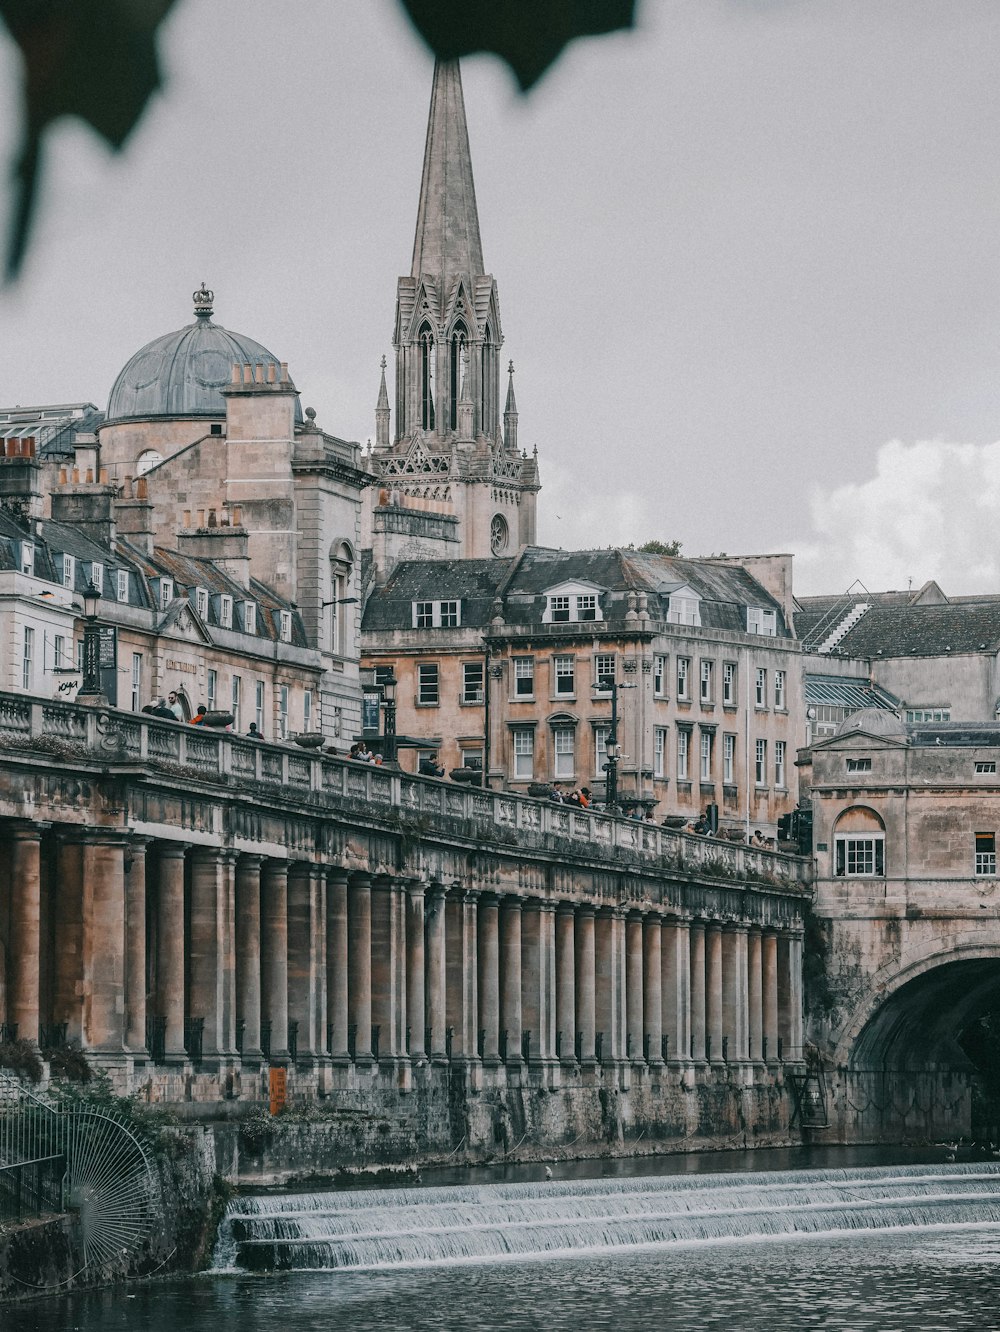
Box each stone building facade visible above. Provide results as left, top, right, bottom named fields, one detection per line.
left=363, top=546, right=804, bottom=834
left=800, top=708, right=1000, bottom=1141
left=0, top=693, right=808, bottom=1154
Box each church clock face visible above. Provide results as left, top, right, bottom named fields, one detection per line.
left=490, top=513, right=509, bottom=556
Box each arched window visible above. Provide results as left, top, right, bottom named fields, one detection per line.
left=135, top=449, right=162, bottom=476
left=329, top=541, right=354, bottom=657
left=450, top=322, right=468, bottom=431
left=481, top=325, right=494, bottom=436
left=834, top=806, right=885, bottom=877
left=419, top=324, right=435, bottom=431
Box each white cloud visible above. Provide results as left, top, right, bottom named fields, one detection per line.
left=790, top=438, right=1000, bottom=596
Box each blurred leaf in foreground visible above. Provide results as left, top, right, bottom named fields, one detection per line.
left=0, top=0, right=178, bottom=280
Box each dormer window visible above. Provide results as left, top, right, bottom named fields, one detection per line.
left=279, top=610, right=292, bottom=642
left=196, top=587, right=209, bottom=619
left=411, top=600, right=461, bottom=628
left=667, top=592, right=701, bottom=626
left=20, top=541, right=33, bottom=576
left=244, top=602, right=257, bottom=634
left=62, top=554, right=75, bottom=588
left=116, top=569, right=129, bottom=603
left=542, top=588, right=604, bottom=624
left=747, top=606, right=777, bottom=636
left=159, top=578, right=173, bottom=611
left=90, top=562, right=104, bottom=593
left=220, top=595, right=233, bottom=629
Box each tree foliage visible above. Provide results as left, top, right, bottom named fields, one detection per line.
left=0, top=0, right=636, bottom=280
left=637, top=539, right=683, bottom=556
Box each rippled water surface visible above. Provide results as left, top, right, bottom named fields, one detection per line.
left=7, top=1224, right=1000, bottom=1332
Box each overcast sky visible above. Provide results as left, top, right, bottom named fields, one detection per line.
left=3, top=1, right=1000, bottom=596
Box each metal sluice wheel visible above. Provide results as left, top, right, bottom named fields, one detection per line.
left=61, top=1104, right=160, bottom=1270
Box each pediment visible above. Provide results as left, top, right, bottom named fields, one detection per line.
left=158, top=598, right=212, bottom=643
left=542, top=578, right=607, bottom=597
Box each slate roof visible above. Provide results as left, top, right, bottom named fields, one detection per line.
left=363, top=547, right=792, bottom=638
left=362, top=558, right=512, bottom=632
left=836, top=603, right=1000, bottom=658
left=909, top=723, right=1000, bottom=747
left=805, top=673, right=900, bottom=710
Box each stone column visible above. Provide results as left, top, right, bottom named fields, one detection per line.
left=424, top=882, right=448, bottom=1061
left=9, top=823, right=43, bottom=1046
left=371, top=875, right=406, bottom=1059
left=446, top=887, right=479, bottom=1060
left=788, top=927, right=804, bottom=1062
left=661, top=916, right=690, bottom=1066
left=574, top=904, right=596, bottom=1063
left=236, top=855, right=263, bottom=1059
left=540, top=901, right=557, bottom=1061
left=288, top=863, right=324, bottom=1059
left=762, top=928, right=779, bottom=1063
left=521, top=897, right=550, bottom=1063
left=406, top=880, right=426, bottom=1060
left=747, top=925, right=763, bottom=1063
left=347, top=871, right=373, bottom=1063
left=478, top=893, right=501, bottom=1064
left=595, top=907, right=624, bottom=1063
left=706, top=921, right=723, bottom=1063
left=52, top=835, right=84, bottom=1044
left=555, top=903, right=576, bottom=1063
left=156, top=843, right=187, bottom=1059
left=689, top=919, right=706, bottom=1063
left=124, top=838, right=151, bottom=1053
left=261, top=860, right=289, bottom=1060
left=189, top=847, right=235, bottom=1059
left=81, top=832, right=130, bottom=1053
left=643, top=914, right=663, bottom=1066
left=722, top=923, right=748, bottom=1065
left=326, top=868, right=350, bottom=1062
left=625, top=911, right=644, bottom=1063
left=499, top=896, right=522, bottom=1062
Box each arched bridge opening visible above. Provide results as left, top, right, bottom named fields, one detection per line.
left=835, top=957, right=1000, bottom=1144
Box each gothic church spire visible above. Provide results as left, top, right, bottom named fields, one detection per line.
left=411, top=60, right=485, bottom=281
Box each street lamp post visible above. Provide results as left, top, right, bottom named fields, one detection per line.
left=382, top=670, right=398, bottom=765
left=594, top=674, right=638, bottom=814
left=76, top=582, right=107, bottom=706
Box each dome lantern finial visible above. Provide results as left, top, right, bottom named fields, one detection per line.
left=193, top=283, right=214, bottom=320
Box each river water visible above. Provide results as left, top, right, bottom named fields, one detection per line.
left=8, top=1149, right=1000, bottom=1332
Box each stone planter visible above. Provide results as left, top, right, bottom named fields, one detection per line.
left=293, top=732, right=325, bottom=749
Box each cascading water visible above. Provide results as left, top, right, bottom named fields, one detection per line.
left=215, top=1163, right=1000, bottom=1273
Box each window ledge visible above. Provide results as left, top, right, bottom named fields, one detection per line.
left=414, top=701, right=440, bottom=709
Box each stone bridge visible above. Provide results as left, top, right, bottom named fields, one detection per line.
left=804, top=716, right=1000, bottom=1144
left=0, top=692, right=811, bottom=1158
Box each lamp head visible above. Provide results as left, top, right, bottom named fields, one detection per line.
left=82, top=582, right=101, bottom=619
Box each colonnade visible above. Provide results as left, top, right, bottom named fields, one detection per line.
left=0, top=822, right=805, bottom=1074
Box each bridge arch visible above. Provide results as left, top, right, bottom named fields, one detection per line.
left=833, top=936, right=1000, bottom=1072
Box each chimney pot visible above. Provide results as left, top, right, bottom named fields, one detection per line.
left=254, top=363, right=264, bottom=384
left=243, top=364, right=252, bottom=384
left=231, top=363, right=240, bottom=384
left=136, top=476, right=148, bottom=500
left=267, top=362, right=276, bottom=383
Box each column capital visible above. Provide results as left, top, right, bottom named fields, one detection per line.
left=237, top=852, right=266, bottom=869
left=478, top=890, right=502, bottom=909
left=574, top=901, right=596, bottom=919
left=7, top=819, right=49, bottom=841
left=500, top=893, right=523, bottom=913
left=158, top=839, right=190, bottom=860
left=556, top=899, right=577, bottom=918
left=347, top=868, right=373, bottom=887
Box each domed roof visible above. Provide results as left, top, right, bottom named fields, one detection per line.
left=106, top=286, right=302, bottom=425
left=835, top=707, right=907, bottom=739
